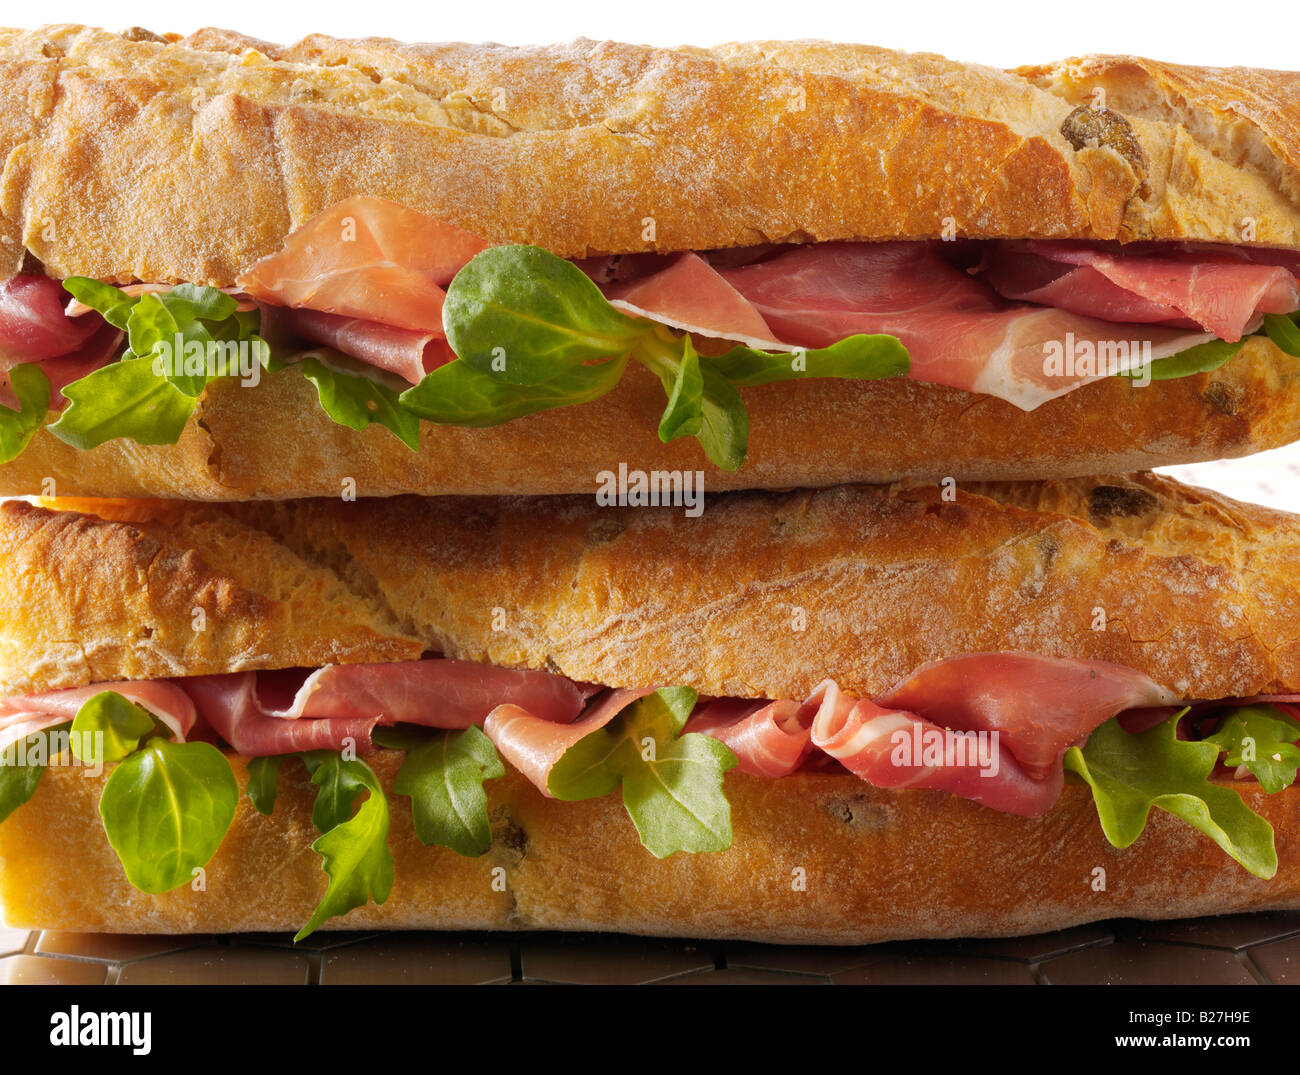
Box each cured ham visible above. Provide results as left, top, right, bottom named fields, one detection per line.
left=684, top=697, right=813, bottom=778
left=259, top=306, right=456, bottom=385
left=485, top=688, right=656, bottom=795
left=876, top=652, right=1177, bottom=781
left=4, top=650, right=1275, bottom=818
left=182, top=659, right=592, bottom=756
left=806, top=680, right=1063, bottom=815
left=716, top=242, right=1213, bottom=409
left=238, top=196, right=486, bottom=334
left=0, top=681, right=197, bottom=753
left=0, top=275, right=97, bottom=369
left=978, top=240, right=1300, bottom=341
left=692, top=652, right=1176, bottom=815
left=183, top=674, right=384, bottom=755
left=607, top=252, right=785, bottom=349
left=257, top=660, right=592, bottom=727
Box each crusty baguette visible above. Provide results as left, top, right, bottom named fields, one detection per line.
left=3, top=471, right=1297, bottom=701
left=1, top=25, right=1298, bottom=498
left=1, top=752, right=1296, bottom=939
left=2, top=340, right=1299, bottom=499
left=2, top=26, right=1300, bottom=284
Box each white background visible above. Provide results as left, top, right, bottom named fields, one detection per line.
left=16, top=0, right=1299, bottom=70
left=9, top=0, right=1300, bottom=507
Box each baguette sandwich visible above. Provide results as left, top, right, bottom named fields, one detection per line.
left=1, top=26, right=1300, bottom=498
left=3, top=474, right=1300, bottom=941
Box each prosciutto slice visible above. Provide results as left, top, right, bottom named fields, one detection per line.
left=877, top=651, right=1177, bottom=781
left=607, top=252, right=785, bottom=349
left=979, top=240, right=1300, bottom=341
left=183, top=659, right=592, bottom=756
left=485, top=687, right=656, bottom=795
left=0, top=275, right=97, bottom=369
left=684, top=697, right=813, bottom=778
left=0, top=681, right=197, bottom=753
left=238, top=196, right=486, bottom=334
left=260, top=660, right=592, bottom=727
left=182, top=674, right=384, bottom=755
left=807, top=680, right=1063, bottom=815
left=260, top=305, right=456, bottom=385
left=716, top=242, right=1212, bottom=409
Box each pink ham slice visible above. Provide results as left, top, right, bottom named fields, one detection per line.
left=607, top=252, right=785, bottom=349
left=807, top=680, right=1063, bottom=815
left=182, top=659, right=593, bottom=756
left=238, top=196, right=486, bottom=334
left=0, top=275, right=98, bottom=369
left=978, top=240, right=1300, bottom=341
left=716, top=242, right=1212, bottom=409
left=485, top=687, right=656, bottom=796
left=183, top=673, right=384, bottom=755
left=876, top=651, right=1177, bottom=781
left=0, top=681, right=197, bottom=753
left=259, top=306, right=456, bottom=386
left=262, top=660, right=593, bottom=727
left=685, top=697, right=813, bottom=778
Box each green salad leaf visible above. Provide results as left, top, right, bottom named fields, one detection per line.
left=1065, top=711, right=1277, bottom=879
left=548, top=687, right=738, bottom=858
left=1120, top=339, right=1245, bottom=382
left=1204, top=704, right=1300, bottom=795
left=298, top=352, right=421, bottom=449
left=245, top=755, right=286, bottom=816
left=400, top=353, right=628, bottom=426
left=98, top=738, right=239, bottom=893
left=296, top=752, right=394, bottom=941
left=0, top=721, right=71, bottom=824
left=388, top=727, right=505, bottom=856
left=431, top=244, right=909, bottom=469
left=49, top=357, right=199, bottom=450
left=70, top=691, right=160, bottom=765
left=1264, top=312, right=1300, bottom=357
left=444, top=245, right=648, bottom=385
left=48, top=279, right=270, bottom=450
left=706, top=333, right=910, bottom=387
left=0, top=364, right=51, bottom=464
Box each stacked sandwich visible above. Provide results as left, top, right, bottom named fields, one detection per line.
left=1, top=24, right=1299, bottom=941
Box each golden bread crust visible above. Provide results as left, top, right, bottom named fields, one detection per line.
left=0, top=757, right=1295, bottom=940
left=2, top=472, right=1297, bottom=701
left=1, top=26, right=1299, bottom=285
left=0, top=340, right=1297, bottom=499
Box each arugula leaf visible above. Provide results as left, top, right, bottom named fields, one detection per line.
left=438, top=245, right=905, bottom=466
left=548, top=687, right=738, bottom=858
left=62, top=277, right=136, bottom=329
left=1264, top=312, right=1300, bottom=357
left=389, top=727, right=505, bottom=856
left=0, top=364, right=51, bottom=464
left=640, top=333, right=750, bottom=470
left=126, top=293, right=212, bottom=396
left=296, top=752, right=394, bottom=940
left=706, top=333, right=910, bottom=387
left=70, top=691, right=158, bottom=765
left=98, top=738, right=239, bottom=893
left=48, top=280, right=270, bottom=451
left=1064, top=712, right=1277, bottom=879
left=0, top=721, right=71, bottom=824
left=444, top=245, right=647, bottom=385
left=1120, top=339, right=1244, bottom=382
left=245, top=755, right=286, bottom=816
left=652, top=333, right=705, bottom=441
left=1204, top=704, right=1300, bottom=795
left=48, top=356, right=197, bottom=450
left=400, top=354, right=629, bottom=426
left=299, top=352, right=421, bottom=449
